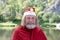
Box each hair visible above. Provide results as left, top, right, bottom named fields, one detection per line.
left=21, top=7, right=39, bottom=26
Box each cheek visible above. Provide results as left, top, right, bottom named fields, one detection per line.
left=33, top=20, right=36, bottom=23
left=25, top=19, right=29, bottom=22
left=30, top=19, right=36, bottom=23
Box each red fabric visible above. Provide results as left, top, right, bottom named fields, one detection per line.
left=12, top=25, right=47, bottom=40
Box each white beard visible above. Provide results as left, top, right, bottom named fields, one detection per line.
left=26, top=24, right=36, bottom=29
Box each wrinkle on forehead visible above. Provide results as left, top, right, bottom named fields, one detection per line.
left=25, top=15, right=36, bottom=18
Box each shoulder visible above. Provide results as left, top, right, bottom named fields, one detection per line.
left=12, top=25, right=24, bottom=40
left=35, top=26, right=45, bottom=34
left=35, top=26, right=43, bottom=31
left=36, top=26, right=47, bottom=40
left=13, top=25, right=24, bottom=34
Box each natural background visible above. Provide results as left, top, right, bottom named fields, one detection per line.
left=0, top=0, right=60, bottom=40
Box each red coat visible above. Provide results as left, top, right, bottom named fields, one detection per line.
left=12, top=25, right=47, bottom=40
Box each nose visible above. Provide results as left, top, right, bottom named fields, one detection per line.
left=29, top=19, right=32, bottom=22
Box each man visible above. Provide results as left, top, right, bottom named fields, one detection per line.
left=12, top=7, right=47, bottom=40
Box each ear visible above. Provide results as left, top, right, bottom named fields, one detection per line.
left=24, top=16, right=26, bottom=26
left=36, top=16, right=39, bottom=25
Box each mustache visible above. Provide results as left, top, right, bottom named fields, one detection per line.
left=26, top=23, right=35, bottom=25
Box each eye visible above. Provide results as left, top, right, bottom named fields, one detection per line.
left=32, top=17, right=35, bottom=19
left=27, top=17, right=30, bottom=19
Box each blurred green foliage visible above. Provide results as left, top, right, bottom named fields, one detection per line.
left=0, top=0, right=60, bottom=40
left=0, top=0, right=60, bottom=27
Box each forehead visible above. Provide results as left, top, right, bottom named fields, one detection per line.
left=25, top=15, right=36, bottom=18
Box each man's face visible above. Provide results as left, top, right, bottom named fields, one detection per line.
left=25, top=15, right=36, bottom=25
left=24, top=15, right=36, bottom=29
